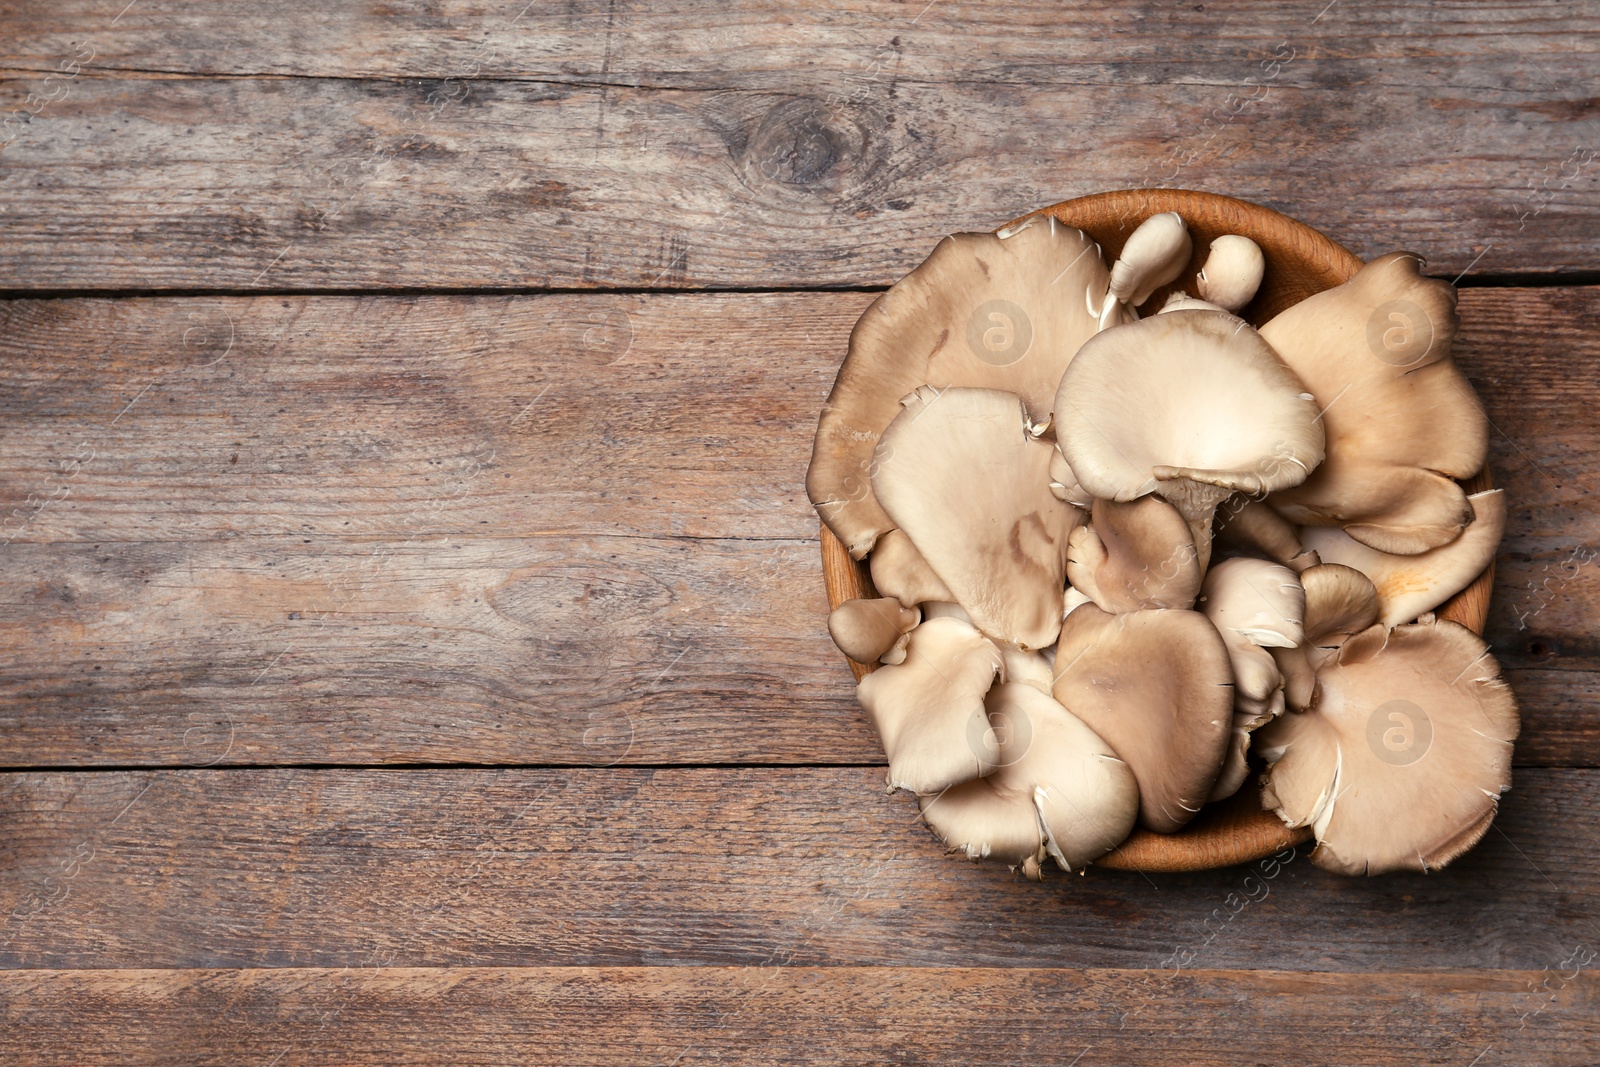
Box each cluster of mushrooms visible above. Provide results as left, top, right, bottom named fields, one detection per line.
left=807, top=210, right=1519, bottom=878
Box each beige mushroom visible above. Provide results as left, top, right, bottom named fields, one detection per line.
left=1053, top=309, right=1325, bottom=567
left=1196, top=234, right=1265, bottom=312
left=869, top=529, right=955, bottom=609
left=828, top=597, right=920, bottom=665
left=1214, top=495, right=1319, bottom=572
left=1051, top=602, right=1234, bottom=833
left=1257, top=617, right=1520, bottom=875
left=1301, top=489, right=1505, bottom=628
left=1258, top=252, right=1489, bottom=554
left=1066, top=495, right=1203, bottom=612
left=872, top=386, right=1082, bottom=650
left=1106, top=211, right=1192, bottom=308
left=1049, top=446, right=1092, bottom=508
left=920, top=682, right=1140, bottom=877
left=1002, top=647, right=1056, bottom=694
left=1271, top=563, right=1382, bottom=712
left=808, top=216, right=1111, bottom=558
left=1158, top=291, right=1228, bottom=314
left=1197, top=558, right=1304, bottom=800
left=857, top=616, right=1003, bottom=795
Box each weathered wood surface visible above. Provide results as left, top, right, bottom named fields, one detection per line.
left=0, top=288, right=1595, bottom=766
left=3, top=966, right=1597, bottom=1067
left=1, top=2, right=1597, bottom=289
left=1, top=768, right=1595, bottom=971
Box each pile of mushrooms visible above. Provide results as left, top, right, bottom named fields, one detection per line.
left=808, top=211, right=1519, bottom=878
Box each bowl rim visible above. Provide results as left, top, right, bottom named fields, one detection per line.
left=818, top=187, right=1497, bottom=874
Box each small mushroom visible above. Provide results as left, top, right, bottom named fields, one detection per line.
left=1197, top=558, right=1305, bottom=801
left=1066, top=495, right=1203, bottom=612
left=1053, top=309, right=1325, bottom=567
left=808, top=216, right=1111, bottom=558
left=868, top=529, right=955, bottom=609
left=1259, top=252, right=1488, bottom=554
left=857, top=616, right=1003, bottom=795
left=920, top=682, right=1140, bottom=877
left=1257, top=617, right=1520, bottom=875
left=828, top=597, right=920, bottom=664
left=872, top=386, right=1082, bottom=650
left=1196, top=234, right=1265, bottom=312
left=1214, top=495, right=1320, bottom=572
left=1271, top=563, right=1382, bottom=711
left=1051, top=602, right=1234, bottom=833
left=1301, top=489, right=1506, bottom=628
left=1106, top=211, right=1192, bottom=308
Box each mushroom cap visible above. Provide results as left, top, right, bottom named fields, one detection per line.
left=1066, top=495, right=1202, bottom=612
left=1108, top=212, right=1192, bottom=307
left=1257, top=617, right=1520, bottom=875
left=808, top=217, right=1110, bottom=557
left=1053, top=310, right=1325, bottom=513
left=1198, top=556, right=1306, bottom=650
left=1300, top=563, right=1382, bottom=646
left=1049, top=446, right=1092, bottom=508
left=1158, top=291, right=1228, bottom=314
left=857, top=616, right=1003, bottom=795
left=827, top=597, right=920, bottom=665
left=920, top=682, right=1140, bottom=874
left=1302, top=489, right=1505, bottom=628
left=1196, top=234, right=1266, bottom=312
left=1050, top=603, right=1234, bottom=833
left=1259, top=252, right=1489, bottom=554
left=868, top=529, right=955, bottom=609
left=872, top=386, right=1082, bottom=650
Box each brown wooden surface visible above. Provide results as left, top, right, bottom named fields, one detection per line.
left=3, top=967, right=1596, bottom=1066
left=3, top=2, right=1599, bottom=1062
left=0, top=3, right=1597, bottom=290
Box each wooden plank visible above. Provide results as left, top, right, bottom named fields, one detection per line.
left=2, top=966, right=1596, bottom=1066
left=1, top=1, right=1596, bottom=288
left=1, top=768, right=1595, bottom=971
left=0, top=288, right=1597, bottom=766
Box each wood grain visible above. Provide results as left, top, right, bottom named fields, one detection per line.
left=2, top=966, right=1596, bottom=1066
left=0, top=1, right=1596, bottom=289
left=1, top=768, right=1594, bottom=971
left=0, top=288, right=1596, bottom=766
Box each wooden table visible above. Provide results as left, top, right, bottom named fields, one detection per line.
left=2, top=3, right=1597, bottom=1062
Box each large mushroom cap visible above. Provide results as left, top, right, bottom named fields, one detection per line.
left=1053, top=310, right=1325, bottom=563
left=1257, top=617, right=1520, bottom=875
left=1258, top=252, right=1489, bottom=554
left=857, top=616, right=1003, bottom=795
left=920, top=682, right=1140, bottom=876
left=808, top=216, right=1109, bottom=557
left=1067, top=495, right=1203, bottom=613
left=872, top=386, right=1082, bottom=650
left=1302, top=489, right=1505, bottom=628
left=1051, top=602, right=1235, bottom=833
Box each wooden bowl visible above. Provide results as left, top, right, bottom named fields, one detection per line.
left=819, top=188, right=1496, bottom=873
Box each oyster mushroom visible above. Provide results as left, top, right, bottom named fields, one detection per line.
left=1053, top=309, right=1325, bottom=567
left=872, top=386, right=1082, bottom=650
left=1158, top=291, right=1228, bottom=314
left=1301, top=489, right=1505, bottom=628
left=857, top=615, right=1003, bottom=795
left=1066, top=495, right=1203, bottom=612
left=1271, top=563, right=1382, bottom=712
left=920, top=682, right=1140, bottom=877
left=1196, top=234, right=1265, bottom=312
left=1214, top=495, right=1320, bottom=572
left=1050, top=602, right=1234, bottom=833
left=808, top=216, right=1111, bottom=558
left=827, top=597, right=920, bottom=665
left=1258, top=252, right=1489, bottom=554
left=1106, top=211, right=1192, bottom=309
left=868, top=529, right=954, bottom=609
left=1257, top=617, right=1520, bottom=875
